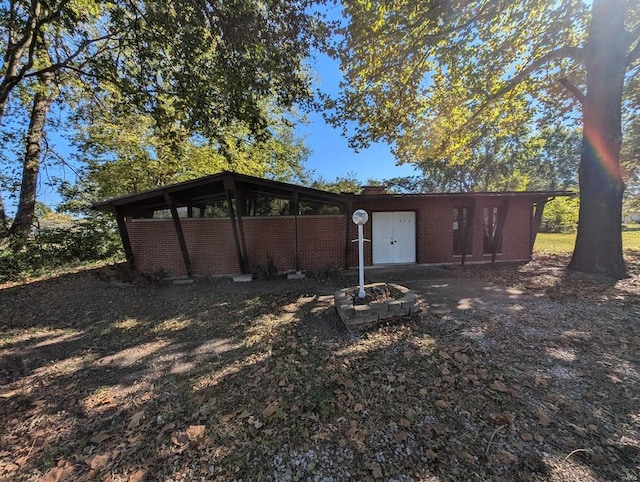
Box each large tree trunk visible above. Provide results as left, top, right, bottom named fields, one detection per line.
left=8, top=72, right=55, bottom=240
left=568, top=0, right=628, bottom=279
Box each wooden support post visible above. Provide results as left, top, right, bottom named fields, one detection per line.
left=492, top=198, right=510, bottom=263
left=344, top=199, right=353, bottom=269
left=114, top=207, right=135, bottom=269
left=223, top=176, right=248, bottom=273
left=164, top=193, right=192, bottom=277
left=461, top=200, right=477, bottom=265
left=530, top=200, right=548, bottom=255
left=292, top=190, right=300, bottom=271
left=234, top=184, right=249, bottom=272
left=187, top=205, right=193, bottom=218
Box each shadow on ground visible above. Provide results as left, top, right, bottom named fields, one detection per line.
left=0, top=260, right=638, bottom=481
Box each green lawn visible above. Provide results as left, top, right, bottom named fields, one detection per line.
left=535, top=224, right=640, bottom=253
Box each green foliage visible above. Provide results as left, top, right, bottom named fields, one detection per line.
left=69, top=92, right=311, bottom=200
left=326, top=1, right=636, bottom=190
left=0, top=217, right=122, bottom=282
left=104, top=0, right=319, bottom=141
left=328, top=0, right=639, bottom=277
left=540, top=196, right=579, bottom=233
left=380, top=126, right=580, bottom=193
left=328, top=1, right=594, bottom=156
left=622, top=109, right=640, bottom=215
left=310, top=173, right=362, bottom=194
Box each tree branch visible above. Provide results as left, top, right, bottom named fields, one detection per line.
left=458, top=46, right=585, bottom=132
left=558, top=77, right=585, bottom=104
left=410, top=0, right=500, bottom=40
left=22, top=33, right=117, bottom=79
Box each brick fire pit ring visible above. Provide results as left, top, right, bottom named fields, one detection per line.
left=334, top=283, right=421, bottom=332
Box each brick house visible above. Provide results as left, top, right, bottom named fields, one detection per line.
left=93, top=171, right=571, bottom=277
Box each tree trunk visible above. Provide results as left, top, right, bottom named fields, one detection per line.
left=8, top=72, right=55, bottom=240
left=568, top=0, right=628, bottom=279
left=0, top=191, right=8, bottom=235
left=0, top=0, right=42, bottom=125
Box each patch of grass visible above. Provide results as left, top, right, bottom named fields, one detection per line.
left=534, top=233, right=575, bottom=253
left=535, top=225, right=640, bottom=253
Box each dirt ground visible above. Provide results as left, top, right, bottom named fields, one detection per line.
left=1, top=253, right=639, bottom=481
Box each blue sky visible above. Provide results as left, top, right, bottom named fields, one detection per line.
left=298, top=52, right=419, bottom=184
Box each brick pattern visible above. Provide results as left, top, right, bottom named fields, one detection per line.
left=334, top=283, right=420, bottom=332
left=127, top=219, right=187, bottom=276
left=125, top=197, right=535, bottom=277
left=242, top=215, right=345, bottom=272
left=182, top=219, right=241, bottom=275
left=349, top=197, right=533, bottom=267
left=127, top=215, right=345, bottom=277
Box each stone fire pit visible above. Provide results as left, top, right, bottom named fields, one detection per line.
left=334, top=282, right=420, bottom=332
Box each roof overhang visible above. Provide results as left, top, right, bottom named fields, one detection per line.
left=92, top=169, right=575, bottom=217
left=348, top=190, right=575, bottom=202
left=92, top=171, right=347, bottom=216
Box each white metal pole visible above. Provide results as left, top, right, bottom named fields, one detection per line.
left=358, top=223, right=365, bottom=299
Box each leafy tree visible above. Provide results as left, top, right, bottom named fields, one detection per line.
left=381, top=126, right=581, bottom=193
left=1, top=0, right=321, bottom=238
left=621, top=107, right=640, bottom=217
left=328, top=0, right=640, bottom=278
left=540, top=197, right=580, bottom=233
left=526, top=127, right=581, bottom=191
left=310, top=172, right=361, bottom=193
left=70, top=98, right=311, bottom=200
left=0, top=0, right=115, bottom=236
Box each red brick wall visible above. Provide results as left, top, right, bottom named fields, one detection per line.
left=242, top=216, right=345, bottom=272
left=241, top=217, right=297, bottom=272
left=498, top=197, right=533, bottom=260
left=182, top=219, right=241, bottom=275
left=297, top=216, right=346, bottom=270
left=127, top=218, right=241, bottom=277
left=125, top=197, right=535, bottom=276
left=127, top=215, right=346, bottom=276
left=127, top=219, right=188, bottom=277
left=348, top=196, right=533, bottom=267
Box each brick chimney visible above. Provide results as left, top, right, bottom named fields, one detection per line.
left=361, top=185, right=386, bottom=195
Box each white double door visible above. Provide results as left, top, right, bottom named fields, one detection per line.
left=372, top=211, right=416, bottom=264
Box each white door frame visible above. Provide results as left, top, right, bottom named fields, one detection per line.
left=372, top=211, right=416, bottom=264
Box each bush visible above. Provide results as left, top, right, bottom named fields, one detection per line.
left=540, top=196, right=579, bottom=233
left=0, top=217, right=123, bottom=282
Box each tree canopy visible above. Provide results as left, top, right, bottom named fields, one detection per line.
left=69, top=96, right=311, bottom=201
left=1, top=0, right=322, bottom=235
left=328, top=0, right=640, bottom=278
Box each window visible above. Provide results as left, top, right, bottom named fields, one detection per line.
left=298, top=201, right=342, bottom=215
left=202, top=201, right=229, bottom=217
left=243, top=195, right=291, bottom=216
left=453, top=207, right=472, bottom=255
left=483, top=207, right=503, bottom=254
